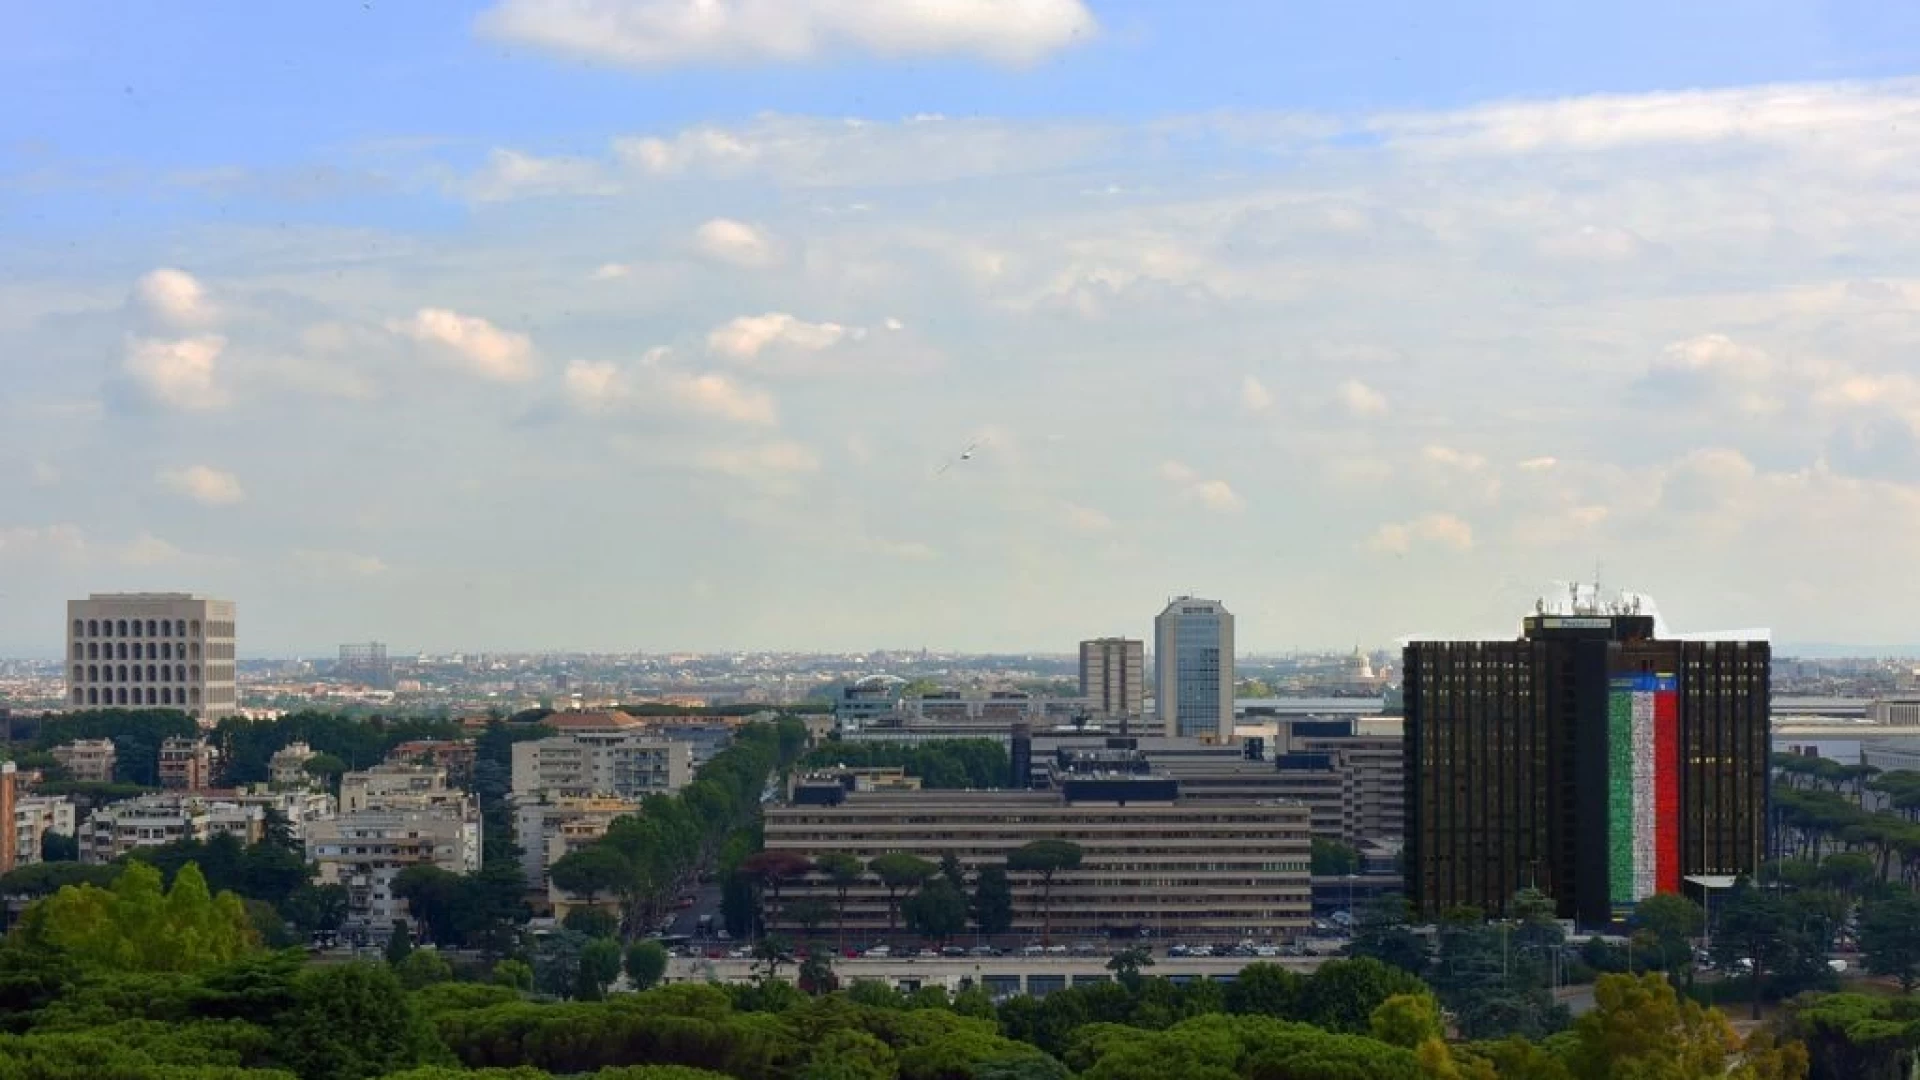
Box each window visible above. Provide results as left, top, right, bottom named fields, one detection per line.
left=146, top=619, right=157, bottom=636
left=116, top=688, right=128, bottom=705
left=175, top=619, right=185, bottom=636
left=190, top=620, right=200, bottom=636
left=88, top=642, right=97, bottom=659
left=117, top=664, right=128, bottom=681
left=176, top=664, right=186, bottom=680
left=87, top=619, right=98, bottom=636
left=190, top=665, right=200, bottom=681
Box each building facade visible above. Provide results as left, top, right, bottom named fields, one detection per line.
left=270, top=742, right=318, bottom=789
left=52, top=739, right=117, bottom=784
left=14, top=793, right=76, bottom=870
left=1079, top=638, right=1145, bottom=722
left=158, top=736, right=214, bottom=790
left=307, top=808, right=482, bottom=932
left=510, top=731, right=691, bottom=801
left=340, top=764, right=465, bottom=814
left=1403, top=610, right=1770, bottom=926
left=1154, top=597, right=1235, bottom=741
left=66, top=593, right=238, bottom=724
left=78, top=794, right=265, bottom=864
left=1272, top=720, right=1405, bottom=845
left=763, top=783, right=1311, bottom=942
left=512, top=795, right=640, bottom=889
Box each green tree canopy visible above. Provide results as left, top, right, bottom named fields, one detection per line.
left=13, top=860, right=256, bottom=973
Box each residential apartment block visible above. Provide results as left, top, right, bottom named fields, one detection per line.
left=79, top=793, right=265, bottom=864
left=307, top=808, right=482, bottom=932
left=510, top=731, right=691, bottom=801
left=159, top=736, right=215, bottom=790
left=52, top=739, right=117, bottom=784
left=1079, top=637, right=1145, bottom=722
left=513, top=795, right=640, bottom=889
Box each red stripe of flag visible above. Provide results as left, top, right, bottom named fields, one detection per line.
left=1654, top=686, right=1680, bottom=894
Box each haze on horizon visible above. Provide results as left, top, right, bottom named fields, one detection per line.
left=7, top=1, right=1920, bottom=657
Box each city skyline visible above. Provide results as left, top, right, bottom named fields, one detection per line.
left=9, top=4, right=1920, bottom=655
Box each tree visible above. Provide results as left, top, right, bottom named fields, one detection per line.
left=1860, top=886, right=1920, bottom=991
left=1349, top=895, right=1428, bottom=976
left=38, top=831, right=78, bottom=863
left=753, top=934, right=795, bottom=984
left=281, top=961, right=448, bottom=1080
left=1224, top=961, right=1303, bottom=1017
left=1007, top=839, right=1083, bottom=944
left=940, top=852, right=968, bottom=892
left=870, top=852, right=938, bottom=935
left=1632, top=892, right=1705, bottom=983
left=1312, top=838, right=1361, bottom=877
left=1561, top=972, right=1806, bottom=1080
left=1297, top=956, right=1431, bottom=1035
left=739, top=850, right=814, bottom=929
left=492, top=958, right=534, bottom=992
left=385, top=920, right=415, bottom=966
left=303, top=753, right=348, bottom=791
left=1107, top=946, right=1155, bottom=991
left=625, top=940, right=669, bottom=991
left=1713, top=883, right=1786, bottom=1021
left=785, top=897, right=835, bottom=939
left=395, top=947, right=453, bottom=989
left=564, top=906, right=622, bottom=940
left=816, top=852, right=866, bottom=948
left=284, top=883, right=349, bottom=937
left=15, top=859, right=256, bottom=973
left=972, top=865, right=1015, bottom=937
left=1370, top=992, right=1445, bottom=1048
left=577, top=937, right=622, bottom=1000
left=549, top=845, right=633, bottom=907
left=903, top=878, right=968, bottom=943
left=798, top=947, right=838, bottom=996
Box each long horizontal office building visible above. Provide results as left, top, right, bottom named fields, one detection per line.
left=763, top=777, right=1311, bottom=942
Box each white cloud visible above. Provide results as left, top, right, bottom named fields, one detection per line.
left=462, top=148, right=616, bottom=202
left=132, top=268, right=215, bottom=330
left=476, top=0, right=1097, bottom=69
left=693, top=218, right=777, bottom=268
left=1059, top=502, right=1113, bottom=533
left=591, top=263, right=633, bottom=280
left=292, top=548, right=390, bottom=577
left=1517, top=457, right=1559, bottom=472
left=707, top=312, right=849, bottom=359
left=120, top=532, right=185, bottom=566
left=387, top=308, right=536, bottom=382
left=1158, top=461, right=1245, bottom=513
left=696, top=440, right=820, bottom=481
left=124, top=334, right=227, bottom=410
left=662, top=371, right=779, bottom=425
left=0, top=524, right=87, bottom=563
left=1241, top=374, right=1273, bottom=413
left=1336, top=379, right=1388, bottom=417
left=1421, top=445, right=1488, bottom=472
left=564, top=360, right=628, bottom=412
left=157, top=465, right=246, bottom=507
left=1368, top=513, right=1475, bottom=555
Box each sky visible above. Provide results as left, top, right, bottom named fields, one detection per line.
left=8, top=1, right=1920, bottom=656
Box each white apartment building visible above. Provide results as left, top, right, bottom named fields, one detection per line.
left=270, top=742, right=318, bottom=789
left=511, top=731, right=691, bottom=801
left=512, top=796, right=639, bottom=888
left=14, top=796, right=76, bottom=868
left=78, top=794, right=265, bottom=864
left=307, top=807, right=482, bottom=931
left=340, top=763, right=464, bottom=814
left=1079, top=637, right=1145, bottom=720
left=226, top=786, right=336, bottom=842
left=66, top=593, right=238, bottom=725
left=52, top=739, right=117, bottom=784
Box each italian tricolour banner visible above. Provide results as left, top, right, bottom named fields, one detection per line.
left=1608, top=674, right=1679, bottom=914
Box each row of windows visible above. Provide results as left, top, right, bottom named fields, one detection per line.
left=72, top=617, right=227, bottom=639
left=74, top=663, right=203, bottom=683
left=73, top=641, right=202, bottom=661
left=72, top=687, right=200, bottom=706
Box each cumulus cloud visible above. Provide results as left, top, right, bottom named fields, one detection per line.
left=463, top=148, right=616, bottom=202
left=124, top=335, right=227, bottom=410
left=662, top=371, right=779, bottom=425
left=1367, top=513, right=1475, bottom=555
left=132, top=268, right=216, bottom=330
left=476, top=0, right=1098, bottom=69
left=1158, top=461, right=1245, bottom=513
left=387, top=308, right=536, bottom=382
left=1336, top=379, right=1388, bottom=417
left=0, top=524, right=88, bottom=563
left=1637, top=333, right=1780, bottom=414
left=707, top=312, right=849, bottom=359
left=591, top=263, right=633, bottom=280
left=157, top=465, right=246, bottom=507
left=693, top=218, right=778, bottom=268
left=1241, top=374, right=1273, bottom=413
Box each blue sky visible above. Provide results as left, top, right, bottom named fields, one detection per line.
left=7, top=1, right=1920, bottom=655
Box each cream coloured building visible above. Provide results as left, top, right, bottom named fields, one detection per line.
left=66, top=593, right=237, bottom=724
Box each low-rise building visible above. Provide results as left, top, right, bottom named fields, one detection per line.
left=307, top=805, right=482, bottom=931
left=511, top=731, right=691, bottom=801
left=764, top=776, right=1312, bottom=942
left=78, top=793, right=265, bottom=864
left=340, top=763, right=465, bottom=814
left=384, top=740, right=477, bottom=788
left=158, top=736, right=215, bottom=790
left=14, top=795, right=77, bottom=868
left=1270, top=720, right=1404, bottom=845
left=226, top=786, right=336, bottom=842
left=269, top=742, right=318, bottom=789
left=52, top=739, right=117, bottom=784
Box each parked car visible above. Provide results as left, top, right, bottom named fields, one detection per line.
left=941, top=946, right=967, bottom=957
left=863, top=945, right=892, bottom=958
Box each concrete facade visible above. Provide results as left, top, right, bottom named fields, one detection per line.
left=66, top=593, right=238, bottom=724
left=1079, top=638, right=1145, bottom=721
left=511, top=731, right=691, bottom=801
left=52, top=739, right=117, bottom=784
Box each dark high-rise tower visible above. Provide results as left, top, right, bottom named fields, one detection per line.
left=1403, top=605, right=1769, bottom=926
